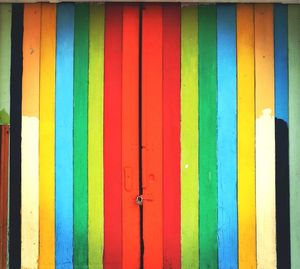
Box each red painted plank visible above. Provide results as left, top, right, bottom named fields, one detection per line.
left=104, top=4, right=123, bottom=269
left=0, top=125, right=9, bottom=269
left=162, top=4, right=181, bottom=269
left=142, top=4, right=163, bottom=269
left=122, top=4, right=140, bottom=269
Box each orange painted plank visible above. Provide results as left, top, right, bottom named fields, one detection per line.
left=254, top=4, right=277, bottom=269
left=21, top=4, right=41, bottom=268
left=142, top=4, right=163, bottom=269
left=122, top=4, right=140, bottom=269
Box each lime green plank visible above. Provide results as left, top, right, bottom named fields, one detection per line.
left=288, top=5, right=300, bottom=269
left=0, top=4, right=12, bottom=124
left=181, top=6, right=199, bottom=268
left=88, top=4, right=105, bottom=269
left=74, top=3, right=89, bottom=268
left=198, top=5, right=218, bottom=269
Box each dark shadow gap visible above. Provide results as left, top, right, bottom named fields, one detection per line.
left=9, top=4, right=23, bottom=269
left=138, top=4, right=144, bottom=269
left=275, top=118, right=291, bottom=269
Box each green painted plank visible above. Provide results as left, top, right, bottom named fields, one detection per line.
left=198, top=5, right=218, bottom=269
left=181, top=6, right=199, bottom=268
left=0, top=4, right=12, bottom=124
left=74, top=4, right=89, bottom=268
left=288, top=5, right=300, bottom=269
left=88, top=4, right=104, bottom=269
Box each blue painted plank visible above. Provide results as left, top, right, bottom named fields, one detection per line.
left=55, top=4, right=74, bottom=269
left=274, top=5, right=291, bottom=269
left=217, top=5, right=237, bottom=269
left=275, top=4, right=288, bottom=123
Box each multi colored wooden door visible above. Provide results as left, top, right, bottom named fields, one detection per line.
left=0, top=3, right=300, bottom=269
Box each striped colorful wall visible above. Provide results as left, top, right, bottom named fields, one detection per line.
left=0, top=3, right=299, bottom=269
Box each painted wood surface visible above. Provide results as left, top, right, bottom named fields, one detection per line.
left=255, top=4, right=277, bottom=269
left=236, top=4, right=256, bottom=269
left=0, top=5, right=11, bottom=124
left=74, top=4, right=89, bottom=268
left=217, top=5, right=237, bottom=269
left=104, top=4, right=122, bottom=268
left=9, top=5, right=23, bottom=268
left=88, top=4, right=104, bottom=269
left=55, top=4, right=74, bottom=268
left=162, top=4, right=181, bottom=269
left=0, top=126, right=9, bottom=269
left=142, top=5, right=163, bottom=269
left=274, top=5, right=290, bottom=269
left=21, top=4, right=41, bottom=268
left=198, top=5, right=218, bottom=269
left=288, top=5, right=300, bottom=269
left=122, top=5, right=140, bottom=269
left=39, top=4, right=56, bottom=268
left=181, top=6, right=199, bottom=269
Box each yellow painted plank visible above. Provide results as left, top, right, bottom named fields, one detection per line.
left=88, top=4, right=104, bottom=269
left=254, top=4, right=277, bottom=269
left=237, top=4, right=256, bottom=269
left=21, top=4, right=41, bottom=269
left=39, top=4, right=56, bottom=269
left=181, top=6, right=199, bottom=268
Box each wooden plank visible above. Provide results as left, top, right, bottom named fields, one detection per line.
left=55, top=4, right=74, bottom=268
left=21, top=4, right=41, bottom=268
left=254, top=4, right=277, bottom=269
left=0, top=126, right=9, bottom=269
left=162, top=4, right=181, bottom=269
left=181, top=6, right=199, bottom=268
left=142, top=5, right=163, bottom=269
left=198, top=5, right=218, bottom=269
left=39, top=4, right=56, bottom=268
left=9, top=5, right=23, bottom=268
left=74, top=4, right=89, bottom=268
left=103, top=4, right=123, bottom=268
left=274, top=5, right=291, bottom=269
left=217, top=5, right=237, bottom=269
left=288, top=5, right=300, bottom=269
left=236, top=4, right=256, bottom=269
left=88, top=4, right=104, bottom=269
left=0, top=5, right=11, bottom=124
left=122, top=4, right=140, bottom=269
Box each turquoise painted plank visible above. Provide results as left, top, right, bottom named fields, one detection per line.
left=55, top=4, right=74, bottom=269
left=217, top=5, right=237, bottom=269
